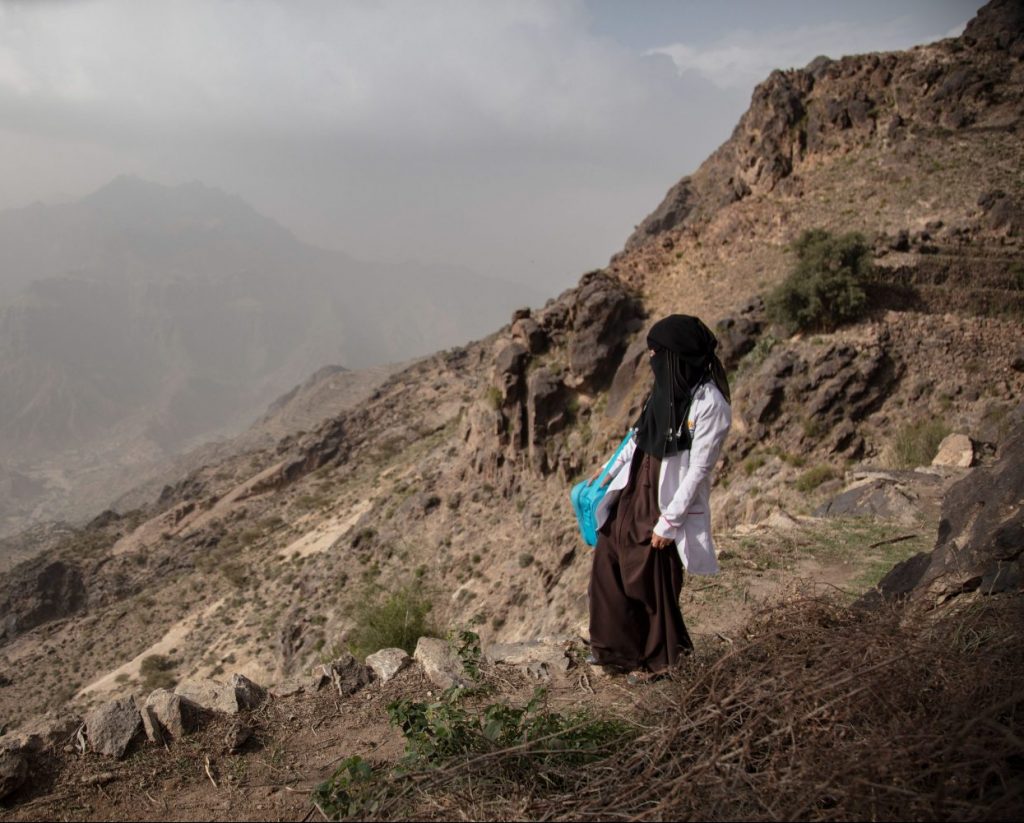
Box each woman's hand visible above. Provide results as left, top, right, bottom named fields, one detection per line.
left=651, top=534, right=673, bottom=550
left=589, top=468, right=611, bottom=487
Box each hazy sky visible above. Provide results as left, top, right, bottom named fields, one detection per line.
left=0, top=0, right=978, bottom=292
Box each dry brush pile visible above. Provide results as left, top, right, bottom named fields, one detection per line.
left=331, top=594, right=1023, bottom=821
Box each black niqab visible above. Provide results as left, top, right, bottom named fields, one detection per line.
left=634, top=315, right=730, bottom=458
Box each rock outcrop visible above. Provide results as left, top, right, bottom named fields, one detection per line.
left=868, top=414, right=1024, bottom=605
left=0, top=560, right=87, bottom=642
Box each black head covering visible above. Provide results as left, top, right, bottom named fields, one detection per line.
left=634, top=314, right=731, bottom=458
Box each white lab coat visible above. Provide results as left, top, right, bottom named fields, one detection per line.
left=594, top=381, right=732, bottom=576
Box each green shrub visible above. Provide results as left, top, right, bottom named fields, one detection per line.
left=768, top=229, right=873, bottom=333
left=347, top=583, right=436, bottom=660
left=139, top=654, right=177, bottom=691
left=795, top=464, right=839, bottom=493
left=892, top=419, right=951, bottom=468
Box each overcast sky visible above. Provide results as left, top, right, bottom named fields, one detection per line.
left=0, top=0, right=978, bottom=292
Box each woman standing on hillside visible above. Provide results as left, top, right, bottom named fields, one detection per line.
left=586, top=315, right=731, bottom=680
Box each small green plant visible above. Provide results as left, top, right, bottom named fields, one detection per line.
left=347, top=583, right=436, bottom=660
left=486, top=386, right=503, bottom=410
left=767, top=228, right=873, bottom=333
left=312, top=756, right=378, bottom=819
left=313, top=686, right=633, bottom=817
left=795, top=464, right=839, bottom=493
left=891, top=418, right=951, bottom=468
left=452, top=629, right=483, bottom=680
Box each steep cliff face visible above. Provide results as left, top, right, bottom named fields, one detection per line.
left=626, top=0, right=1024, bottom=252
left=1, top=1, right=1022, bottom=729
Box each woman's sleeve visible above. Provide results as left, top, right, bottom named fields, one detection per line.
left=653, top=395, right=732, bottom=538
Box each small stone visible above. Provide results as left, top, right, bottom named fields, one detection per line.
left=0, top=748, right=29, bottom=801
left=365, top=648, right=411, bottom=684
left=932, top=433, right=974, bottom=468
left=224, top=721, right=253, bottom=753
left=321, top=653, right=372, bottom=697
left=229, top=674, right=267, bottom=710
left=85, top=697, right=143, bottom=759
left=413, top=637, right=469, bottom=690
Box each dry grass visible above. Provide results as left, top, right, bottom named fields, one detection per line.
left=356, top=594, right=1024, bottom=821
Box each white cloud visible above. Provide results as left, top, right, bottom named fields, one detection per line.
left=649, top=18, right=956, bottom=91
left=0, top=0, right=670, bottom=147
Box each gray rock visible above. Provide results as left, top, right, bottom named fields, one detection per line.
left=0, top=748, right=28, bottom=801
left=485, top=641, right=571, bottom=680
left=815, top=477, right=921, bottom=526
left=175, top=679, right=241, bottom=715
left=865, top=419, right=1024, bottom=606
left=414, top=637, right=469, bottom=689
left=142, top=689, right=200, bottom=742
left=85, top=697, right=143, bottom=759
left=365, top=648, right=411, bottom=684
left=229, top=673, right=267, bottom=709
left=321, top=653, right=372, bottom=697
left=138, top=702, right=163, bottom=746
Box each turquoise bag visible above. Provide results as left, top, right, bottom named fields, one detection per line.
left=570, top=431, right=634, bottom=547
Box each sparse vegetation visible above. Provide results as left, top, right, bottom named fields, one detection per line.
left=346, top=583, right=437, bottom=660
left=795, top=464, right=839, bottom=492
left=767, top=228, right=873, bottom=333
left=891, top=418, right=950, bottom=468
left=743, top=454, right=767, bottom=476
left=312, top=686, right=633, bottom=819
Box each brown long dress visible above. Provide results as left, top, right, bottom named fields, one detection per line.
left=588, top=447, right=692, bottom=673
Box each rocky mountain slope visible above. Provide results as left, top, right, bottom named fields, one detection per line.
left=1, top=2, right=1022, bottom=811
left=0, top=176, right=543, bottom=540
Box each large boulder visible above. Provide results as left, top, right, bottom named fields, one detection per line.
left=85, top=697, right=143, bottom=759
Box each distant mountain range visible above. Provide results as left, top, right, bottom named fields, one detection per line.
left=0, top=176, right=545, bottom=534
